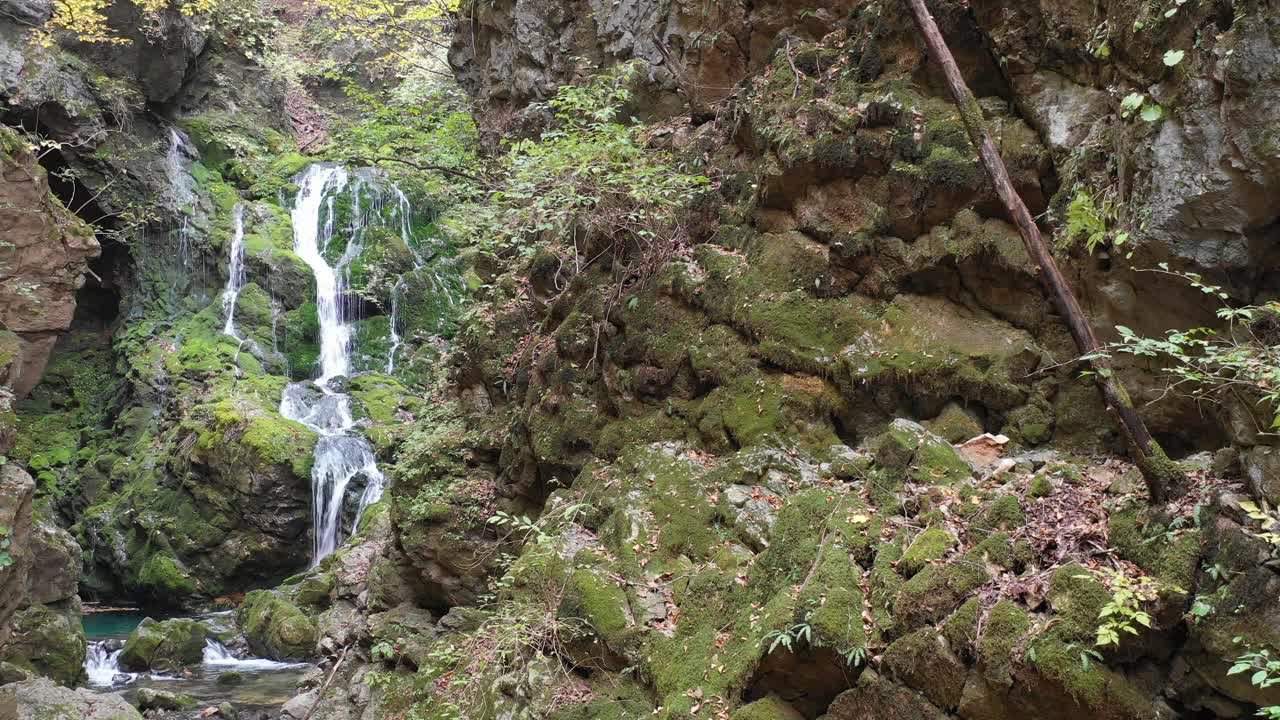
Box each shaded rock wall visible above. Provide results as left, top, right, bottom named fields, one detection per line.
left=0, top=130, right=99, bottom=397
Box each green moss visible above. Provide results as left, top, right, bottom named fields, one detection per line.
left=942, top=597, right=981, bottom=655
left=237, top=590, right=317, bottom=660
left=597, top=413, right=688, bottom=459
left=730, top=695, right=804, bottom=720
left=920, top=145, right=982, bottom=187
left=1028, top=473, right=1054, bottom=498
left=977, top=600, right=1030, bottom=685
left=137, top=553, right=197, bottom=596
left=561, top=568, right=631, bottom=642
left=925, top=403, right=983, bottom=444
left=894, top=533, right=1013, bottom=630
left=1046, top=564, right=1110, bottom=643
left=975, top=494, right=1025, bottom=537
left=899, top=526, right=957, bottom=576
left=1108, top=508, right=1200, bottom=589
left=5, top=604, right=87, bottom=686
left=1028, top=635, right=1151, bottom=713
left=689, top=324, right=756, bottom=385
left=119, top=618, right=208, bottom=672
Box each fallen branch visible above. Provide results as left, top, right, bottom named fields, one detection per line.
left=901, top=0, right=1186, bottom=504
left=301, top=645, right=351, bottom=720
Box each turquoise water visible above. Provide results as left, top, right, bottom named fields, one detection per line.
left=82, top=612, right=147, bottom=640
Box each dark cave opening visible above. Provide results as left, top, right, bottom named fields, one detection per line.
left=34, top=142, right=128, bottom=330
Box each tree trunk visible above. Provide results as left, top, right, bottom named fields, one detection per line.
left=901, top=0, right=1185, bottom=503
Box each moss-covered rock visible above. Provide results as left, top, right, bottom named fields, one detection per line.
left=899, top=526, right=957, bottom=577
left=3, top=603, right=86, bottom=686
left=136, top=687, right=199, bottom=712
left=119, top=618, right=208, bottom=672
left=238, top=590, right=317, bottom=660
left=730, top=695, right=804, bottom=720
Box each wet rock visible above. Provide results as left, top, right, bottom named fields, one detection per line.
left=723, top=483, right=781, bottom=551
left=0, top=676, right=142, bottom=719
left=281, top=689, right=317, bottom=719
left=238, top=590, right=317, bottom=661
left=119, top=617, right=208, bottom=672
left=136, top=687, right=199, bottom=712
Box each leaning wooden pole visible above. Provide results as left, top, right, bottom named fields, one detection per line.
left=902, top=0, right=1185, bottom=503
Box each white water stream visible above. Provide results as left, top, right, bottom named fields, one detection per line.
left=84, top=639, right=302, bottom=689
left=221, top=204, right=247, bottom=337
left=278, top=165, right=390, bottom=564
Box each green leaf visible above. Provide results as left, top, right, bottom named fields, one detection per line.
left=1140, top=103, right=1165, bottom=123
left=1163, top=50, right=1185, bottom=67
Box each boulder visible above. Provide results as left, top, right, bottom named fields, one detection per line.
left=238, top=590, right=317, bottom=660
left=1243, top=445, right=1280, bottom=506
left=3, top=602, right=86, bottom=686
left=0, top=676, right=142, bottom=720
left=136, top=687, right=199, bottom=712
left=118, top=617, right=208, bottom=672
left=26, top=518, right=80, bottom=605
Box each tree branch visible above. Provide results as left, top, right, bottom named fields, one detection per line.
left=901, top=0, right=1186, bottom=503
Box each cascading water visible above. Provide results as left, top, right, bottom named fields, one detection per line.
left=203, top=639, right=303, bottom=670
left=279, top=164, right=394, bottom=564
left=85, top=642, right=134, bottom=687
left=221, top=204, right=248, bottom=338
left=386, top=277, right=405, bottom=373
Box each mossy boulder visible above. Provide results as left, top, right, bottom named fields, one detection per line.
left=238, top=590, right=317, bottom=660
left=730, top=695, right=804, bottom=720
left=882, top=627, right=967, bottom=710
left=3, top=603, right=87, bottom=686
left=872, top=420, right=972, bottom=485
left=119, top=618, right=208, bottom=672
left=136, top=687, right=198, bottom=712
left=899, top=526, right=957, bottom=576
left=827, top=670, right=949, bottom=720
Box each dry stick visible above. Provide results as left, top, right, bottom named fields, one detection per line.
left=301, top=644, right=351, bottom=720
left=901, top=0, right=1185, bottom=504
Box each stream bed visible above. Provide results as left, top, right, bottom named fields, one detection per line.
left=83, top=610, right=314, bottom=715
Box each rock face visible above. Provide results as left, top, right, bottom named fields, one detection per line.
left=0, top=677, right=142, bottom=720
left=0, top=128, right=99, bottom=396
left=450, top=0, right=852, bottom=124
left=26, top=519, right=80, bottom=605
left=0, top=464, right=86, bottom=687
left=0, top=465, right=35, bottom=655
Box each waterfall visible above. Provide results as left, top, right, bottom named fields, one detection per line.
left=386, top=277, right=405, bottom=373
left=221, top=204, right=248, bottom=338
left=202, top=639, right=303, bottom=670
left=85, top=642, right=134, bottom=687
left=166, top=127, right=198, bottom=211
left=280, top=164, right=390, bottom=565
